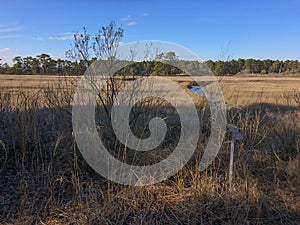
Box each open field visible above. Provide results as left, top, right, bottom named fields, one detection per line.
left=0, top=74, right=299, bottom=224
left=1, top=74, right=300, bottom=105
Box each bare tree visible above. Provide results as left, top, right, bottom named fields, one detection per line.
left=67, top=21, right=124, bottom=117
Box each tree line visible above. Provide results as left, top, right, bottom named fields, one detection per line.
left=0, top=54, right=87, bottom=75
left=206, top=58, right=300, bottom=76
left=1, top=54, right=299, bottom=76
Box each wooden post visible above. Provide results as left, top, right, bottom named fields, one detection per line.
left=227, top=124, right=243, bottom=192
left=229, top=138, right=234, bottom=191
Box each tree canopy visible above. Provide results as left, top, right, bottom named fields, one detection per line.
left=1, top=55, right=299, bottom=76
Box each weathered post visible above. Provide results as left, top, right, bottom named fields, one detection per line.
left=227, top=124, right=243, bottom=191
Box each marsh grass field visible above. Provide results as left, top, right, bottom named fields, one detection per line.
left=0, top=74, right=299, bottom=224
left=1, top=74, right=300, bottom=105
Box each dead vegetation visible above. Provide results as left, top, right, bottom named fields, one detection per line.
left=0, top=74, right=299, bottom=224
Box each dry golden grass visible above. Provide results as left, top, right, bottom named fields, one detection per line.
left=1, top=74, right=300, bottom=106
left=0, top=74, right=299, bottom=224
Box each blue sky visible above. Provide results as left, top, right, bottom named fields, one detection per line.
left=0, top=0, right=299, bottom=64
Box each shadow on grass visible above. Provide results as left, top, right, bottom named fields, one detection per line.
left=0, top=97, right=299, bottom=224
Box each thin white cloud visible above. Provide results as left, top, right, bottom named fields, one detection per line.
left=49, top=36, right=73, bottom=40
left=49, top=32, right=73, bottom=41
left=0, top=22, right=23, bottom=32
left=121, top=15, right=133, bottom=21
left=0, top=48, right=11, bottom=53
left=0, top=34, right=20, bottom=39
left=0, top=23, right=23, bottom=39
left=121, top=13, right=148, bottom=26
left=126, top=21, right=137, bottom=26
left=0, top=26, right=23, bottom=33
left=0, top=22, right=17, bottom=27
left=32, top=36, right=43, bottom=41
